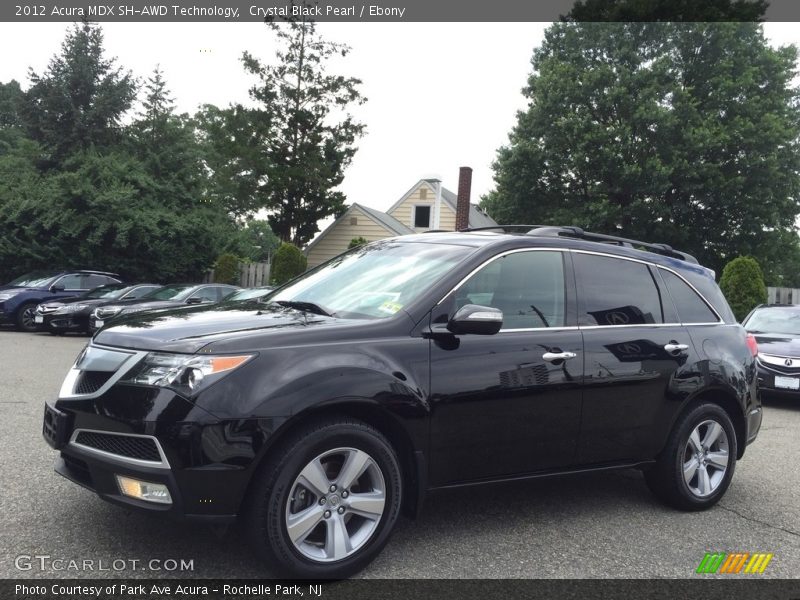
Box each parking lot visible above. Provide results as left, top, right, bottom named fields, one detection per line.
left=0, top=329, right=798, bottom=579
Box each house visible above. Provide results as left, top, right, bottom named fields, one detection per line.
left=305, top=167, right=497, bottom=268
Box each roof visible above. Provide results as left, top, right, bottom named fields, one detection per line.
left=355, top=203, right=414, bottom=235
left=386, top=179, right=497, bottom=229
left=304, top=203, right=414, bottom=256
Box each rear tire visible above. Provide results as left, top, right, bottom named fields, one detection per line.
left=645, top=402, right=737, bottom=511
left=245, top=418, right=402, bottom=579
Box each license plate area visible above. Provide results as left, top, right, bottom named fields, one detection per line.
left=43, top=403, right=71, bottom=449
left=774, top=375, right=800, bottom=390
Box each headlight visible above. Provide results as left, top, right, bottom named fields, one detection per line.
left=95, top=306, right=123, bottom=318
left=120, top=352, right=255, bottom=396
left=56, top=304, right=88, bottom=314
left=0, top=290, right=22, bottom=301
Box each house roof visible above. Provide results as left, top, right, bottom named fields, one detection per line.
left=355, top=203, right=414, bottom=235
left=303, top=202, right=413, bottom=256
left=386, top=179, right=497, bottom=229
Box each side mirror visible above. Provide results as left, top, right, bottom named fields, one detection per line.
left=50, top=284, right=65, bottom=293
left=186, top=297, right=203, bottom=305
left=447, top=304, right=503, bottom=336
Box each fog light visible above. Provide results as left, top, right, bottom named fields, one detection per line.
left=116, top=475, right=172, bottom=505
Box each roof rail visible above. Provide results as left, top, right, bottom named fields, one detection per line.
left=461, top=225, right=550, bottom=233
left=526, top=226, right=699, bottom=264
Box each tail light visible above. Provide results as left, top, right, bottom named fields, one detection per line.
left=746, top=333, right=758, bottom=357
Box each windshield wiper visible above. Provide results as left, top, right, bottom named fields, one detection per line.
left=272, top=300, right=335, bottom=317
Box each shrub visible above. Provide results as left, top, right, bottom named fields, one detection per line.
left=719, top=256, right=767, bottom=321
left=270, top=243, right=307, bottom=285
left=214, top=253, right=241, bottom=285
left=348, top=236, right=368, bottom=249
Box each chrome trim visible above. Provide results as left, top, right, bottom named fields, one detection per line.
left=654, top=264, right=724, bottom=324
left=434, top=245, right=724, bottom=329
left=435, top=247, right=569, bottom=306
left=59, top=343, right=148, bottom=400
left=68, top=428, right=170, bottom=469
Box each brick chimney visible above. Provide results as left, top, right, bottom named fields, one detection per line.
left=455, top=166, right=472, bottom=231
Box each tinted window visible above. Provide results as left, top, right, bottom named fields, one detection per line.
left=124, top=285, right=160, bottom=299
left=660, top=269, right=719, bottom=324
left=189, top=287, right=219, bottom=303
left=57, top=274, right=85, bottom=290
left=574, top=254, right=663, bottom=326
left=85, top=274, right=112, bottom=288
left=456, top=251, right=566, bottom=329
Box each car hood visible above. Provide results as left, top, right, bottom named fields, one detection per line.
left=44, top=296, right=105, bottom=308
left=753, top=334, right=800, bottom=357
left=0, top=286, right=39, bottom=294
left=94, top=302, right=344, bottom=353
left=120, top=300, right=183, bottom=312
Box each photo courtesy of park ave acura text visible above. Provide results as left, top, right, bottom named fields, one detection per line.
left=0, top=0, right=799, bottom=595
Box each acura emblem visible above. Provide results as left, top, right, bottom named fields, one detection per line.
left=786, top=358, right=794, bottom=367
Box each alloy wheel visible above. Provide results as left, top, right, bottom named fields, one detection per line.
left=20, top=306, right=37, bottom=331
left=682, top=419, right=729, bottom=498
left=285, top=447, right=386, bottom=563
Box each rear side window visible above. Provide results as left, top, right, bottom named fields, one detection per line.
left=573, top=253, right=664, bottom=326
left=659, top=269, right=719, bottom=324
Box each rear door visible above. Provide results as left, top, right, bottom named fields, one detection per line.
left=573, top=251, right=693, bottom=464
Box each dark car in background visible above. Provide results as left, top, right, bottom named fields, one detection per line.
left=36, top=284, right=162, bottom=335
left=44, top=227, right=761, bottom=578
left=0, top=270, right=122, bottom=331
left=743, top=303, right=800, bottom=398
left=89, top=283, right=240, bottom=332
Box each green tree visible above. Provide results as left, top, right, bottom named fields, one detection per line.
left=270, top=242, right=307, bottom=285
left=214, top=253, right=241, bottom=285
left=22, top=21, right=137, bottom=165
left=482, top=22, right=800, bottom=284
left=236, top=17, right=366, bottom=246
left=564, top=0, right=767, bottom=22
left=719, top=256, right=767, bottom=321
left=348, top=236, right=368, bottom=249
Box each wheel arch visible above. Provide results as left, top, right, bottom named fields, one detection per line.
left=676, top=387, right=747, bottom=459
left=241, top=399, right=426, bottom=519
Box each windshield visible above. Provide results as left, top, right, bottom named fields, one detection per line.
left=141, top=284, right=195, bottom=301
left=744, top=307, right=800, bottom=336
left=270, top=241, right=473, bottom=319
left=228, top=287, right=273, bottom=301
left=7, top=271, right=59, bottom=288
left=85, top=284, right=127, bottom=299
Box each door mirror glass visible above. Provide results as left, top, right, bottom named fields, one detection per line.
left=448, top=304, right=503, bottom=335
left=50, top=283, right=65, bottom=292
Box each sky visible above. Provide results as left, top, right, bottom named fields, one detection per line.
left=0, top=21, right=798, bottom=226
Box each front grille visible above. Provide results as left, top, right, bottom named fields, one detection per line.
left=74, top=431, right=161, bottom=462
left=74, top=371, right=113, bottom=395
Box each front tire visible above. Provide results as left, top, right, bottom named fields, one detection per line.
left=645, top=402, right=737, bottom=511
left=16, top=302, right=38, bottom=332
left=245, top=418, right=402, bottom=579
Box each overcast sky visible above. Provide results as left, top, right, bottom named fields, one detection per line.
left=0, top=22, right=798, bottom=223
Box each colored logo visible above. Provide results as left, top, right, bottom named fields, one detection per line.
left=696, top=552, right=773, bottom=574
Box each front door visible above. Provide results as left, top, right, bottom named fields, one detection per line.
left=428, top=249, right=583, bottom=486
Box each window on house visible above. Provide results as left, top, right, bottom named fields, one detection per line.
left=350, top=217, right=358, bottom=226
left=419, top=188, right=428, bottom=200
left=414, top=205, right=431, bottom=228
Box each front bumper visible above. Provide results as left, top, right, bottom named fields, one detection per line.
left=43, top=386, right=267, bottom=522
left=756, top=360, right=800, bottom=398
left=42, top=312, right=89, bottom=332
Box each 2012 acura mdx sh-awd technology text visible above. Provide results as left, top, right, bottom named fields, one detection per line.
left=42, top=227, right=762, bottom=578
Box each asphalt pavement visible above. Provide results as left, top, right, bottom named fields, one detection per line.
left=0, top=330, right=798, bottom=579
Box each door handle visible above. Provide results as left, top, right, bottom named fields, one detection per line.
left=664, top=342, right=689, bottom=353
left=542, top=351, right=577, bottom=362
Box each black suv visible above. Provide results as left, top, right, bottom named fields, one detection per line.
left=43, top=227, right=761, bottom=579
left=0, top=270, right=121, bottom=331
